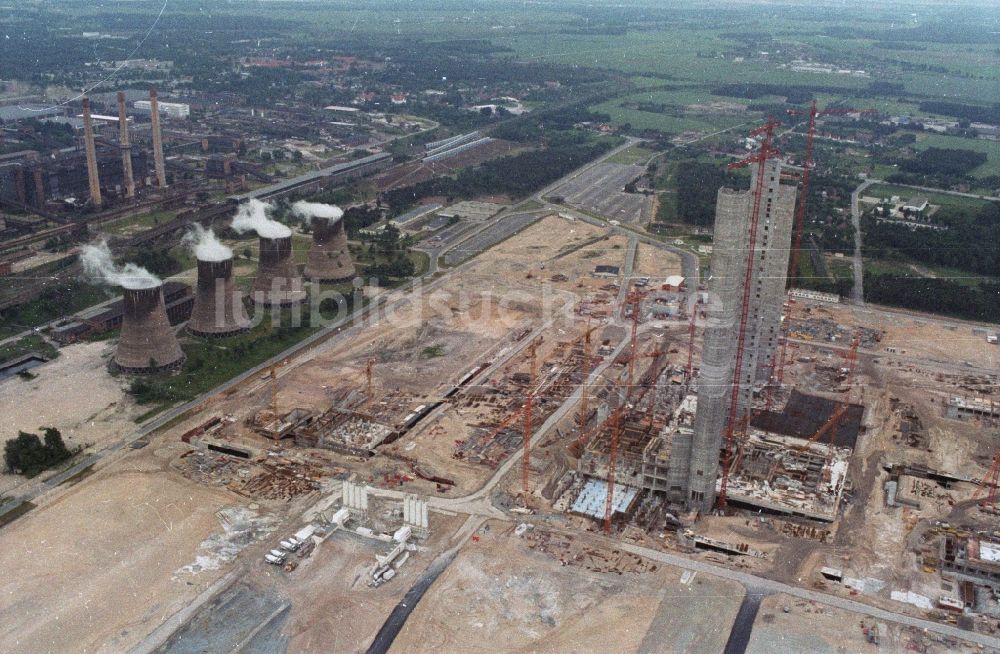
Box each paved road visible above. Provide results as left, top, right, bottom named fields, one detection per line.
left=849, top=179, right=876, bottom=304
left=616, top=237, right=638, bottom=307
left=723, top=588, right=768, bottom=654
left=536, top=136, right=644, bottom=203
left=366, top=515, right=484, bottom=654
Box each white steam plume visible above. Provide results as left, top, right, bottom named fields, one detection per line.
left=291, top=200, right=344, bottom=224
left=182, top=224, right=232, bottom=262
left=80, top=240, right=161, bottom=290
left=230, top=199, right=292, bottom=239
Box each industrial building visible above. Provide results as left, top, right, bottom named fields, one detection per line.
left=134, top=99, right=191, bottom=118
left=666, top=156, right=797, bottom=511
left=0, top=90, right=167, bottom=211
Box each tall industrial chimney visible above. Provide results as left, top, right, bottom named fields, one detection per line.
left=149, top=87, right=167, bottom=188
left=117, top=91, right=135, bottom=199
left=252, top=235, right=307, bottom=307
left=305, top=217, right=355, bottom=282
left=113, top=285, right=186, bottom=373
left=81, top=97, right=102, bottom=208
left=188, top=257, right=251, bottom=337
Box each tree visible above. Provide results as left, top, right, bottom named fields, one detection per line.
left=4, top=432, right=43, bottom=474
left=4, top=427, right=72, bottom=477
left=43, top=427, right=69, bottom=461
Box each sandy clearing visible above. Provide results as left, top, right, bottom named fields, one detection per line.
left=0, top=445, right=242, bottom=654
left=0, top=341, right=142, bottom=495
left=390, top=524, right=743, bottom=654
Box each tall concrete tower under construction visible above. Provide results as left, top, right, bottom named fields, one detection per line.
left=666, top=157, right=796, bottom=512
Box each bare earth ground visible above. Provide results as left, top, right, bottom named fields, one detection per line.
left=831, top=303, right=999, bottom=367
left=746, top=593, right=983, bottom=654
left=633, top=243, right=683, bottom=280
left=186, top=216, right=635, bottom=496
left=0, top=341, right=141, bottom=496
left=389, top=522, right=744, bottom=654
left=0, top=441, right=244, bottom=654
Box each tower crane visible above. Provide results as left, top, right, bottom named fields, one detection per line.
left=796, top=331, right=861, bottom=453
left=760, top=101, right=874, bottom=409
left=785, top=101, right=876, bottom=287
left=365, top=353, right=376, bottom=412
left=577, top=321, right=601, bottom=437
left=522, top=336, right=543, bottom=494
left=717, top=117, right=783, bottom=509
left=602, top=289, right=647, bottom=531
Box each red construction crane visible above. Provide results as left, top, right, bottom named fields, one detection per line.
left=796, top=331, right=861, bottom=453
left=624, top=288, right=647, bottom=400
left=603, top=289, right=647, bottom=532
left=758, top=102, right=873, bottom=411
left=717, top=116, right=782, bottom=509
left=365, top=353, right=376, bottom=411
left=603, top=402, right=625, bottom=533
left=764, top=335, right=789, bottom=412
left=685, top=299, right=699, bottom=382
left=785, top=101, right=876, bottom=287
left=577, top=321, right=601, bottom=437
left=522, top=336, right=543, bottom=494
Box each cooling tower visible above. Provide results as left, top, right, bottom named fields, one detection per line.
left=188, top=257, right=250, bottom=337
left=252, top=235, right=307, bottom=306
left=113, top=285, right=186, bottom=373
left=305, top=218, right=355, bottom=282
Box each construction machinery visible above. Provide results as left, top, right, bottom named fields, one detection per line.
left=975, top=451, right=1000, bottom=514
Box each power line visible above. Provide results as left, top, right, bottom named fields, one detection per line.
left=19, top=0, right=169, bottom=113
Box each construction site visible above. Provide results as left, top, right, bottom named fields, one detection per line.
left=1, top=109, right=999, bottom=654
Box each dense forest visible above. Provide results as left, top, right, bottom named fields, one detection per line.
left=917, top=101, right=1000, bottom=125
left=862, top=202, right=1000, bottom=277
left=382, top=138, right=614, bottom=209
left=899, top=147, right=987, bottom=177
left=865, top=275, right=1000, bottom=322
left=671, top=162, right=741, bottom=226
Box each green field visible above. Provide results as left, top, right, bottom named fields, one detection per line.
left=100, top=211, right=177, bottom=237
left=864, top=184, right=994, bottom=210
left=864, top=257, right=995, bottom=288
left=0, top=335, right=60, bottom=367
left=605, top=145, right=656, bottom=165
left=592, top=96, right=749, bottom=135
